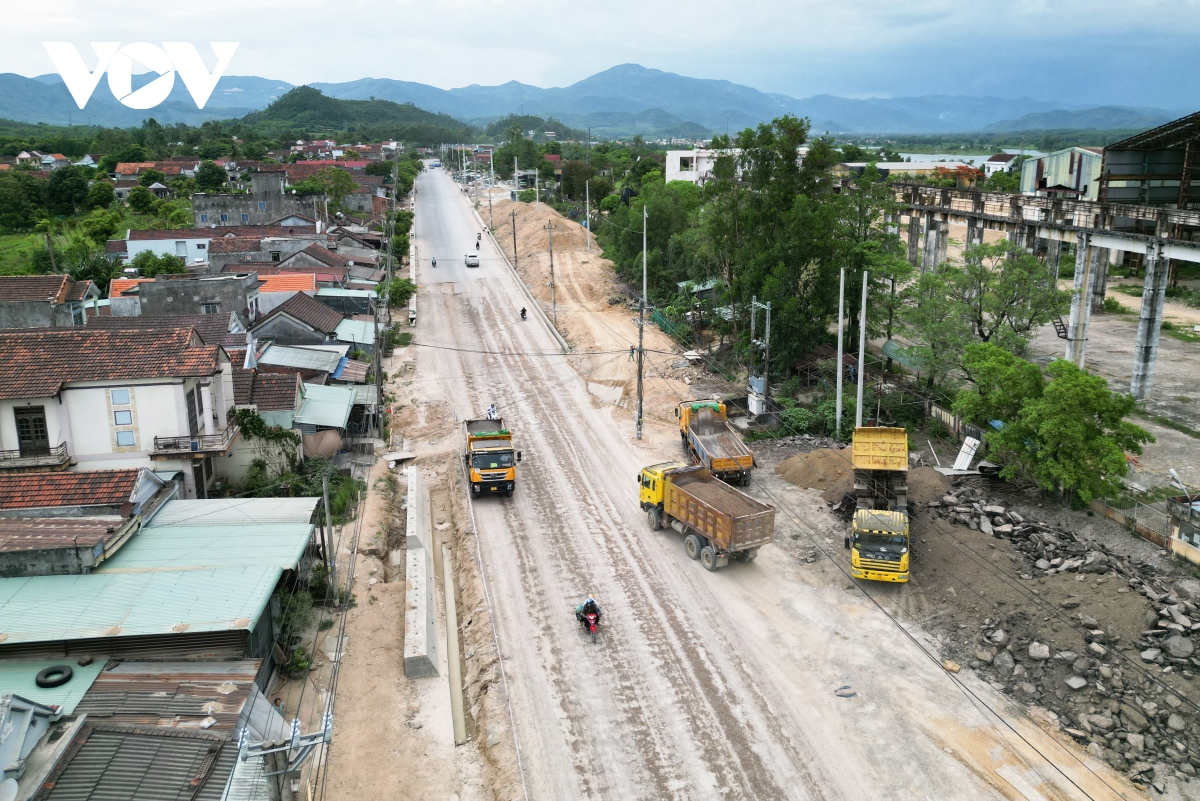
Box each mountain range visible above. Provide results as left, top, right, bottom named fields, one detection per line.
left=0, top=64, right=1185, bottom=137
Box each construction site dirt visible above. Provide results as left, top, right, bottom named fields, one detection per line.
left=326, top=169, right=1161, bottom=801
left=770, top=439, right=1200, bottom=799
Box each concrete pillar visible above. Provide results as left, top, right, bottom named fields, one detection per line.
left=1066, top=232, right=1094, bottom=367
left=907, top=215, right=920, bottom=267
left=965, top=218, right=977, bottom=252
left=1131, top=242, right=1169, bottom=400
left=935, top=221, right=949, bottom=266
left=200, top=383, right=215, bottom=436
left=1089, top=247, right=1111, bottom=313
left=1047, top=239, right=1063, bottom=282
left=921, top=214, right=939, bottom=272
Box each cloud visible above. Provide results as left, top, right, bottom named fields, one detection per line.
left=5, top=0, right=1199, bottom=108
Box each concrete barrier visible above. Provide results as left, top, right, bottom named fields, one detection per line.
left=403, top=466, right=438, bottom=678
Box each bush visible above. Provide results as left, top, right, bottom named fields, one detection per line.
left=1103, top=296, right=1125, bottom=313
left=518, top=189, right=536, bottom=203
left=127, top=185, right=156, bottom=214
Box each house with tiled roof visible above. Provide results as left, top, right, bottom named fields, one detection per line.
left=40, top=153, right=71, bottom=171
left=133, top=273, right=263, bottom=327
left=257, top=272, right=318, bottom=315
left=87, top=312, right=244, bottom=346
left=0, top=327, right=238, bottom=499
left=250, top=291, right=345, bottom=347
left=194, top=171, right=324, bottom=228
left=278, top=243, right=350, bottom=272
left=0, top=275, right=101, bottom=328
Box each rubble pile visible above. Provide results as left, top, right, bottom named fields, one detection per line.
left=766, top=434, right=844, bottom=450
left=929, top=485, right=1200, bottom=790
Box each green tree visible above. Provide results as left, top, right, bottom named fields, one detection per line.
left=127, top=249, right=187, bottom=278
left=86, top=180, right=116, bottom=209
left=982, top=170, right=1020, bottom=193
left=953, top=342, right=1046, bottom=426
left=377, top=277, right=417, bottom=307
left=899, top=268, right=969, bottom=390
left=96, top=144, right=146, bottom=176
left=137, top=169, right=166, bottom=188
left=291, top=166, right=356, bottom=208
left=0, top=171, right=46, bottom=231
left=988, top=359, right=1153, bottom=504
left=79, top=208, right=121, bottom=245
left=46, top=166, right=89, bottom=215
left=127, top=185, right=156, bottom=214
left=560, top=160, right=596, bottom=200
left=195, top=160, right=227, bottom=192
left=364, top=160, right=392, bottom=177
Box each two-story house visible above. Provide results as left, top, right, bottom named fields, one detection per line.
left=0, top=275, right=101, bottom=328
left=0, top=327, right=238, bottom=499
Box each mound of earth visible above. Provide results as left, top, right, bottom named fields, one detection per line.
left=776, top=449, right=950, bottom=506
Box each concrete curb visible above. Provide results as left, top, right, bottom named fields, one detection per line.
left=468, top=197, right=570, bottom=354
left=403, top=465, right=438, bottom=678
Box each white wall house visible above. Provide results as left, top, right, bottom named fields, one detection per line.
left=665, top=147, right=808, bottom=186
left=124, top=229, right=213, bottom=267
left=0, top=328, right=238, bottom=499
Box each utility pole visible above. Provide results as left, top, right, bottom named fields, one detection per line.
left=544, top=220, right=557, bottom=327
left=585, top=180, right=591, bottom=253
left=488, top=150, right=494, bottom=231
left=835, top=268, right=845, bottom=440
left=636, top=204, right=647, bottom=440
left=514, top=157, right=518, bottom=199
left=855, top=271, right=868, bottom=428
left=374, top=308, right=383, bottom=436
left=322, top=474, right=335, bottom=598
left=750, top=297, right=771, bottom=409
left=511, top=208, right=518, bottom=270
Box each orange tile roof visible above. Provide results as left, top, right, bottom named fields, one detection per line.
left=0, top=469, right=141, bottom=511
left=109, top=277, right=153, bottom=296
left=258, top=273, right=317, bottom=293
left=114, top=162, right=156, bottom=175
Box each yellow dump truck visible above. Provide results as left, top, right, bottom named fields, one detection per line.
left=639, top=461, right=774, bottom=571
left=676, top=401, right=755, bottom=486
left=846, top=427, right=911, bottom=582
left=464, top=418, right=521, bottom=497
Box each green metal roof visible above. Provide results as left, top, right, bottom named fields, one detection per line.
left=148, top=498, right=318, bottom=527
left=0, top=567, right=281, bottom=645
left=881, top=339, right=923, bottom=372
left=0, top=660, right=106, bottom=713
left=99, top=524, right=313, bottom=573
left=334, top=319, right=376, bottom=347
left=295, top=383, right=355, bottom=428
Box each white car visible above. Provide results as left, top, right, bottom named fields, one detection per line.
left=464, top=254, right=480, bottom=267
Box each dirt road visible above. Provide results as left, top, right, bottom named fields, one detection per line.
left=409, top=167, right=1138, bottom=800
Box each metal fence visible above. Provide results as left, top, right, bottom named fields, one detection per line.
left=1091, top=494, right=1170, bottom=546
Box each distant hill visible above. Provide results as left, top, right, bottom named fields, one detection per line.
left=241, top=86, right=477, bottom=143
left=984, top=106, right=1175, bottom=132
left=558, top=108, right=712, bottom=139
left=0, top=63, right=1184, bottom=137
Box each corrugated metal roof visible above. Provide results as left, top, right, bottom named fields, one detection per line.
left=0, top=660, right=106, bottom=713
left=257, top=344, right=342, bottom=373
left=99, top=523, right=312, bottom=573
left=294, top=384, right=355, bottom=429
left=317, top=288, right=375, bottom=298
left=334, top=318, right=375, bottom=347
left=147, top=498, right=318, bottom=527
left=0, top=567, right=280, bottom=645
left=353, top=385, right=379, bottom=406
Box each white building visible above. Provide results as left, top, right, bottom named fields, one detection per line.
left=0, top=326, right=238, bottom=499
left=124, top=228, right=213, bottom=267
left=664, top=147, right=808, bottom=186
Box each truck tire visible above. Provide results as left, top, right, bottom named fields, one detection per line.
left=647, top=507, right=662, bottom=530
left=700, top=545, right=719, bottom=571
left=735, top=548, right=758, bottom=563
left=684, top=534, right=703, bottom=560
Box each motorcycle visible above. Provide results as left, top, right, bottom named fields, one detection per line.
left=431, top=257, right=436, bottom=267
left=475, top=240, right=480, bottom=250
left=520, top=307, right=527, bottom=320
left=579, top=610, right=600, bottom=643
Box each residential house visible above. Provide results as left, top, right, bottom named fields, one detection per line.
left=72, top=153, right=98, bottom=167
left=0, top=275, right=101, bottom=328
left=258, top=271, right=318, bottom=314
left=87, top=312, right=245, bottom=348
left=316, top=287, right=376, bottom=316
left=40, top=154, right=71, bottom=171
left=1020, top=146, right=1104, bottom=200
left=279, top=242, right=352, bottom=272
left=193, top=170, right=323, bottom=227
left=222, top=262, right=349, bottom=286
left=221, top=365, right=304, bottom=481
left=0, top=468, right=173, bottom=576
left=14, top=150, right=43, bottom=167
left=982, top=153, right=1019, bottom=177
left=294, top=382, right=357, bottom=456
left=134, top=272, right=263, bottom=326
left=835, top=161, right=979, bottom=186
left=106, top=277, right=153, bottom=316
left=250, top=291, right=344, bottom=346
left=123, top=227, right=213, bottom=266
left=0, top=327, right=238, bottom=499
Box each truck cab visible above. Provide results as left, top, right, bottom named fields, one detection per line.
left=639, top=461, right=689, bottom=509
left=465, top=419, right=521, bottom=496
left=849, top=509, right=910, bottom=582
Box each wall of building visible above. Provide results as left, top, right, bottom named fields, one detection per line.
left=251, top=315, right=332, bottom=347
left=1020, top=148, right=1103, bottom=199
left=193, top=173, right=325, bottom=227
left=0, top=301, right=79, bottom=328
left=137, top=277, right=260, bottom=326
left=126, top=236, right=211, bottom=267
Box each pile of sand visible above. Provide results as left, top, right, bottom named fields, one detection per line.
left=776, top=449, right=952, bottom=506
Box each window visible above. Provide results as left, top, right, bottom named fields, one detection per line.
left=241, top=213, right=249, bottom=222
left=115, top=431, right=136, bottom=447
left=270, top=251, right=281, bottom=262
left=197, top=243, right=206, bottom=250
left=679, top=156, right=695, bottom=171
left=258, top=201, right=266, bottom=211
left=220, top=213, right=228, bottom=223
left=14, top=406, right=49, bottom=456
left=110, top=388, right=130, bottom=405
left=114, top=409, right=133, bottom=426
left=201, top=303, right=220, bottom=315
left=200, top=213, right=208, bottom=223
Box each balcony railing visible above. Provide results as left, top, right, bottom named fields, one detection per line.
left=152, top=425, right=239, bottom=456
left=0, top=441, right=71, bottom=470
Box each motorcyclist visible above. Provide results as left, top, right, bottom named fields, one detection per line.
left=475, top=240, right=480, bottom=250
left=520, top=307, right=527, bottom=320
left=486, top=403, right=498, bottom=420
left=477, top=232, right=482, bottom=241
left=431, top=257, right=436, bottom=267
left=575, top=596, right=602, bottom=625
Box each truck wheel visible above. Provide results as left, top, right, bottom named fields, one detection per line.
left=647, top=507, right=662, bottom=530
left=741, top=475, right=751, bottom=487
left=700, top=546, right=719, bottom=571
left=735, top=548, right=758, bottom=563
left=684, top=534, right=703, bottom=560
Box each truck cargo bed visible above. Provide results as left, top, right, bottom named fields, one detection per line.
left=672, top=471, right=769, bottom=517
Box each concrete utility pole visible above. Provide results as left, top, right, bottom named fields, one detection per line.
left=488, top=151, right=494, bottom=231
left=585, top=180, right=591, bottom=253
left=544, top=220, right=557, bottom=327
left=835, top=268, right=845, bottom=440
left=373, top=309, right=383, bottom=436
left=637, top=205, right=647, bottom=440
left=855, top=271, right=868, bottom=428
left=750, top=296, right=771, bottom=407
left=514, top=157, right=518, bottom=199
left=322, top=474, right=335, bottom=596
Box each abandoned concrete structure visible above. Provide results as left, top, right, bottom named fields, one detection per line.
left=893, top=110, right=1200, bottom=402
left=193, top=171, right=325, bottom=228
left=133, top=273, right=263, bottom=327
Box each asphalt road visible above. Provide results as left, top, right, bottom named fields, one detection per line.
left=410, top=165, right=1131, bottom=801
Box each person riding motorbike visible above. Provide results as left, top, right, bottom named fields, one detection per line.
left=520, top=307, right=527, bottom=320
left=475, top=240, right=480, bottom=250
left=575, top=596, right=602, bottom=627
left=486, top=403, right=498, bottom=420
left=431, top=257, right=436, bottom=267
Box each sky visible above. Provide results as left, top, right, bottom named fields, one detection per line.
left=4, top=0, right=1200, bottom=108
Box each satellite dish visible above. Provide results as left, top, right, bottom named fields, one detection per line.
left=0, top=778, right=19, bottom=801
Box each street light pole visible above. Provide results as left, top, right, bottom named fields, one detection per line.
left=855, top=271, right=868, bottom=428
left=835, top=268, right=845, bottom=440
left=585, top=180, right=591, bottom=253
left=544, top=220, right=557, bottom=328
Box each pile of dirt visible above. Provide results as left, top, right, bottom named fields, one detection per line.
left=775, top=447, right=852, bottom=495
left=907, top=467, right=951, bottom=505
